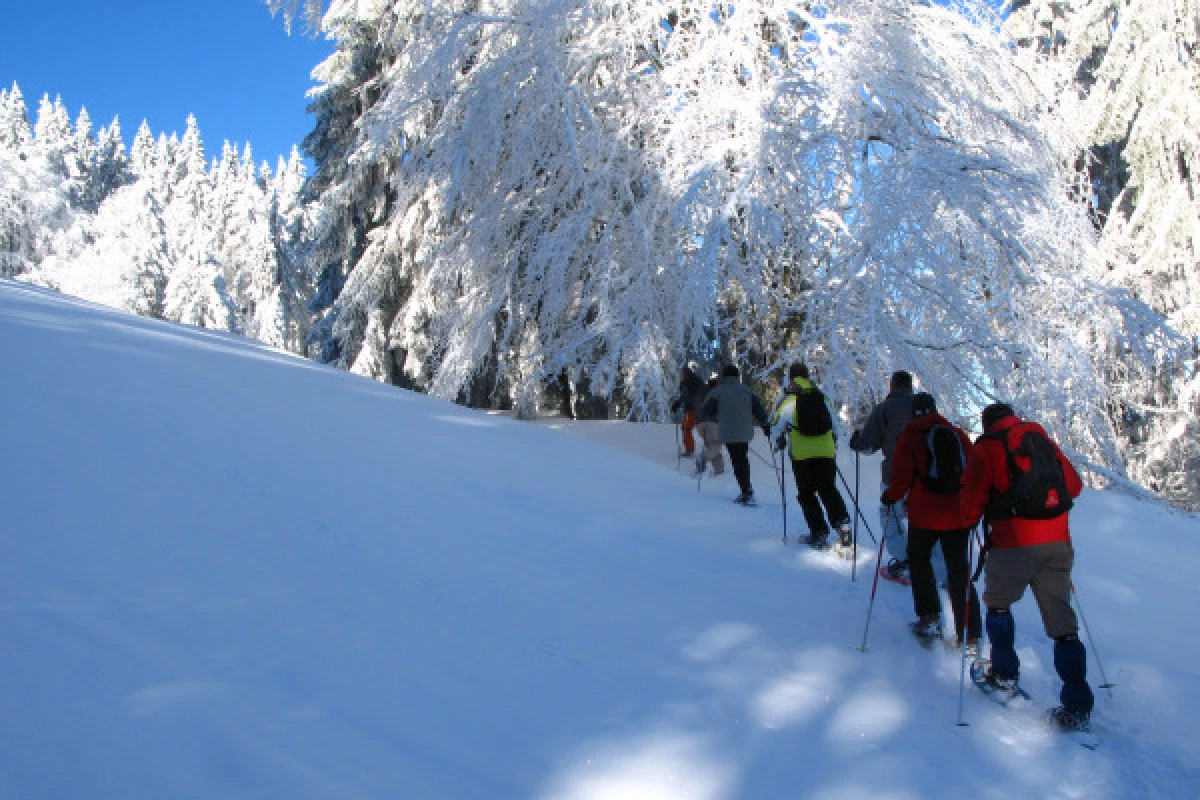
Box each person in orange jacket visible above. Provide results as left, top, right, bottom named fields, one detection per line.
left=882, top=393, right=980, bottom=649
left=960, top=402, right=1093, bottom=731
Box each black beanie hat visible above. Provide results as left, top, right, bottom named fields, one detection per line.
left=981, top=402, right=1015, bottom=431
left=912, top=392, right=937, bottom=417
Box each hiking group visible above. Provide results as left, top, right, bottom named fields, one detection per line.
left=670, top=363, right=1095, bottom=733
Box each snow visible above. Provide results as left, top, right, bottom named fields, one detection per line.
left=1, top=276, right=1198, bottom=799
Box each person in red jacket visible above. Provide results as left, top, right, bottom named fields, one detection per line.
left=882, top=393, right=981, bottom=649
left=960, top=402, right=1093, bottom=731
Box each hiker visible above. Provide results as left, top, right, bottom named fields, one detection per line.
left=770, top=363, right=851, bottom=549
left=700, top=365, right=771, bottom=505
left=850, top=370, right=916, bottom=581
left=961, top=402, right=1093, bottom=731
left=882, top=392, right=981, bottom=650
left=670, top=364, right=707, bottom=457
left=693, top=377, right=725, bottom=477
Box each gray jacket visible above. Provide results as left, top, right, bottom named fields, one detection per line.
left=701, top=376, right=770, bottom=445
left=849, top=386, right=915, bottom=482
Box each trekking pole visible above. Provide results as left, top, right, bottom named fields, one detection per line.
left=835, top=466, right=879, bottom=546
left=956, top=525, right=979, bottom=726
left=858, top=527, right=889, bottom=652
left=675, top=422, right=682, bottom=470
left=1071, top=580, right=1116, bottom=699
left=852, top=452, right=860, bottom=581
left=772, top=445, right=788, bottom=543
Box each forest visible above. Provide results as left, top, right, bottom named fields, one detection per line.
left=2, top=0, right=1196, bottom=508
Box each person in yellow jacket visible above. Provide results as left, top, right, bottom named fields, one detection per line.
left=770, top=363, right=852, bottom=549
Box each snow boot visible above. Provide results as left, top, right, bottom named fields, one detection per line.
left=1046, top=706, right=1091, bottom=733
left=804, top=529, right=831, bottom=549
left=733, top=490, right=756, bottom=506
left=1054, top=634, right=1096, bottom=718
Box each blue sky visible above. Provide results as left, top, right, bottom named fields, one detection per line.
left=0, top=0, right=333, bottom=168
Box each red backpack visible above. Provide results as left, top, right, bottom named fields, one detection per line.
left=982, top=423, right=1074, bottom=520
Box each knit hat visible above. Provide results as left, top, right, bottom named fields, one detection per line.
left=912, top=392, right=937, bottom=417
left=981, top=402, right=1015, bottom=431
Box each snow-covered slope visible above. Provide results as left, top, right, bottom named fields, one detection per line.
left=1, top=277, right=1197, bottom=799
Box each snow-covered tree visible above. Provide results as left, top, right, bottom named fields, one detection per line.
left=34, top=182, right=169, bottom=317
left=207, top=143, right=314, bottom=350
left=0, top=83, right=33, bottom=153
left=9, top=86, right=314, bottom=353
left=80, top=116, right=129, bottom=213
left=290, top=0, right=1169, bottom=489
left=1, top=89, right=70, bottom=279
left=1007, top=0, right=1200, bottom=506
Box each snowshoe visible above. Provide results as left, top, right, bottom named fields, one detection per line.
left=948, top=636, right=980, bottom=658
left=804, top=530, right=831, bottom=550
left=910, top=616, right=943, bottom=648
left=970, top=659, right=1029, bottom=706
left=1046, top=706, right=1092, bottom=733
left=879, top=559, right=911, bottom=586
left=733, top=491, right=756, bottom=507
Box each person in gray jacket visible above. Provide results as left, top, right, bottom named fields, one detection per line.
left=850, top=371, right=916, bottom=580
left=701, top=365, right=771, bottom=505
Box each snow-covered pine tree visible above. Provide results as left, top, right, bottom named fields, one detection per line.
left=8, top=84, right=313, bottom=353
left=1, top=89, right=70, bottom=279
left=0, top=84, right=33, bottom=153
left=261, top=147, right=315, bottom=351
left=0, top=85, right=36, bottom=278
left=76, top=114, right=128, bottom=213
left=158, top=115, right=241, bottom=330
left=208, top=142, right=313, bottom=350
left=35, top=181, right=170, bottom=317
left=128, top=120, right=158, bottom=179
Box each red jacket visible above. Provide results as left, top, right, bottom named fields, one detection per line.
left=960, top=415, right=1083, bottom=548
left=884, top=413, right=973, bottom=531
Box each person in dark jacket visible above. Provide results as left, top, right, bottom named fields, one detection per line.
left=883, top=393, right=980, bottom=649
left=960, top=402, right=1092, bottom=731
left=850, top=371, right=916, bottom=580
left=701, top=365, right=771, bottom=505
left=670, top=365, right=707, bottom=457
left=770, top=363, right=851, bottom=548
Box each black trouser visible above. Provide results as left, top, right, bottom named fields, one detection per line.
left=725, top=442, right=751, bottom=494
left=908, top=525, right=981, bottom=641
left=790, top=457, right=849, bottom=534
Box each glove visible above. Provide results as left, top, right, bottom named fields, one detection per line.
left=775, top=434, right=788, bottom=452
left=880, top=490, right=895, bottom=508
left=670, top=399, right=682, bottom=413
left=761, top=425, right=772, bottom=438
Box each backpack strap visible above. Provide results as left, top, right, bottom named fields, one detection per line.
left=978, top=427, right=1018, bottom=519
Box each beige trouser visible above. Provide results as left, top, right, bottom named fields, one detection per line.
left=983, top=540, right=1078, bottom=639
left=697, top=421, right=724, bottom=474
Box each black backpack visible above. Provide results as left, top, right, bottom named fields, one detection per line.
left=792, top=388, right=833, bottom=436
left=919, top=423, right=965, bottom=495
left=984, top=425, right=1074, bottom=520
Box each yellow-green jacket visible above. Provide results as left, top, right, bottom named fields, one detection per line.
left=770, top=377, right=838, bottom=461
